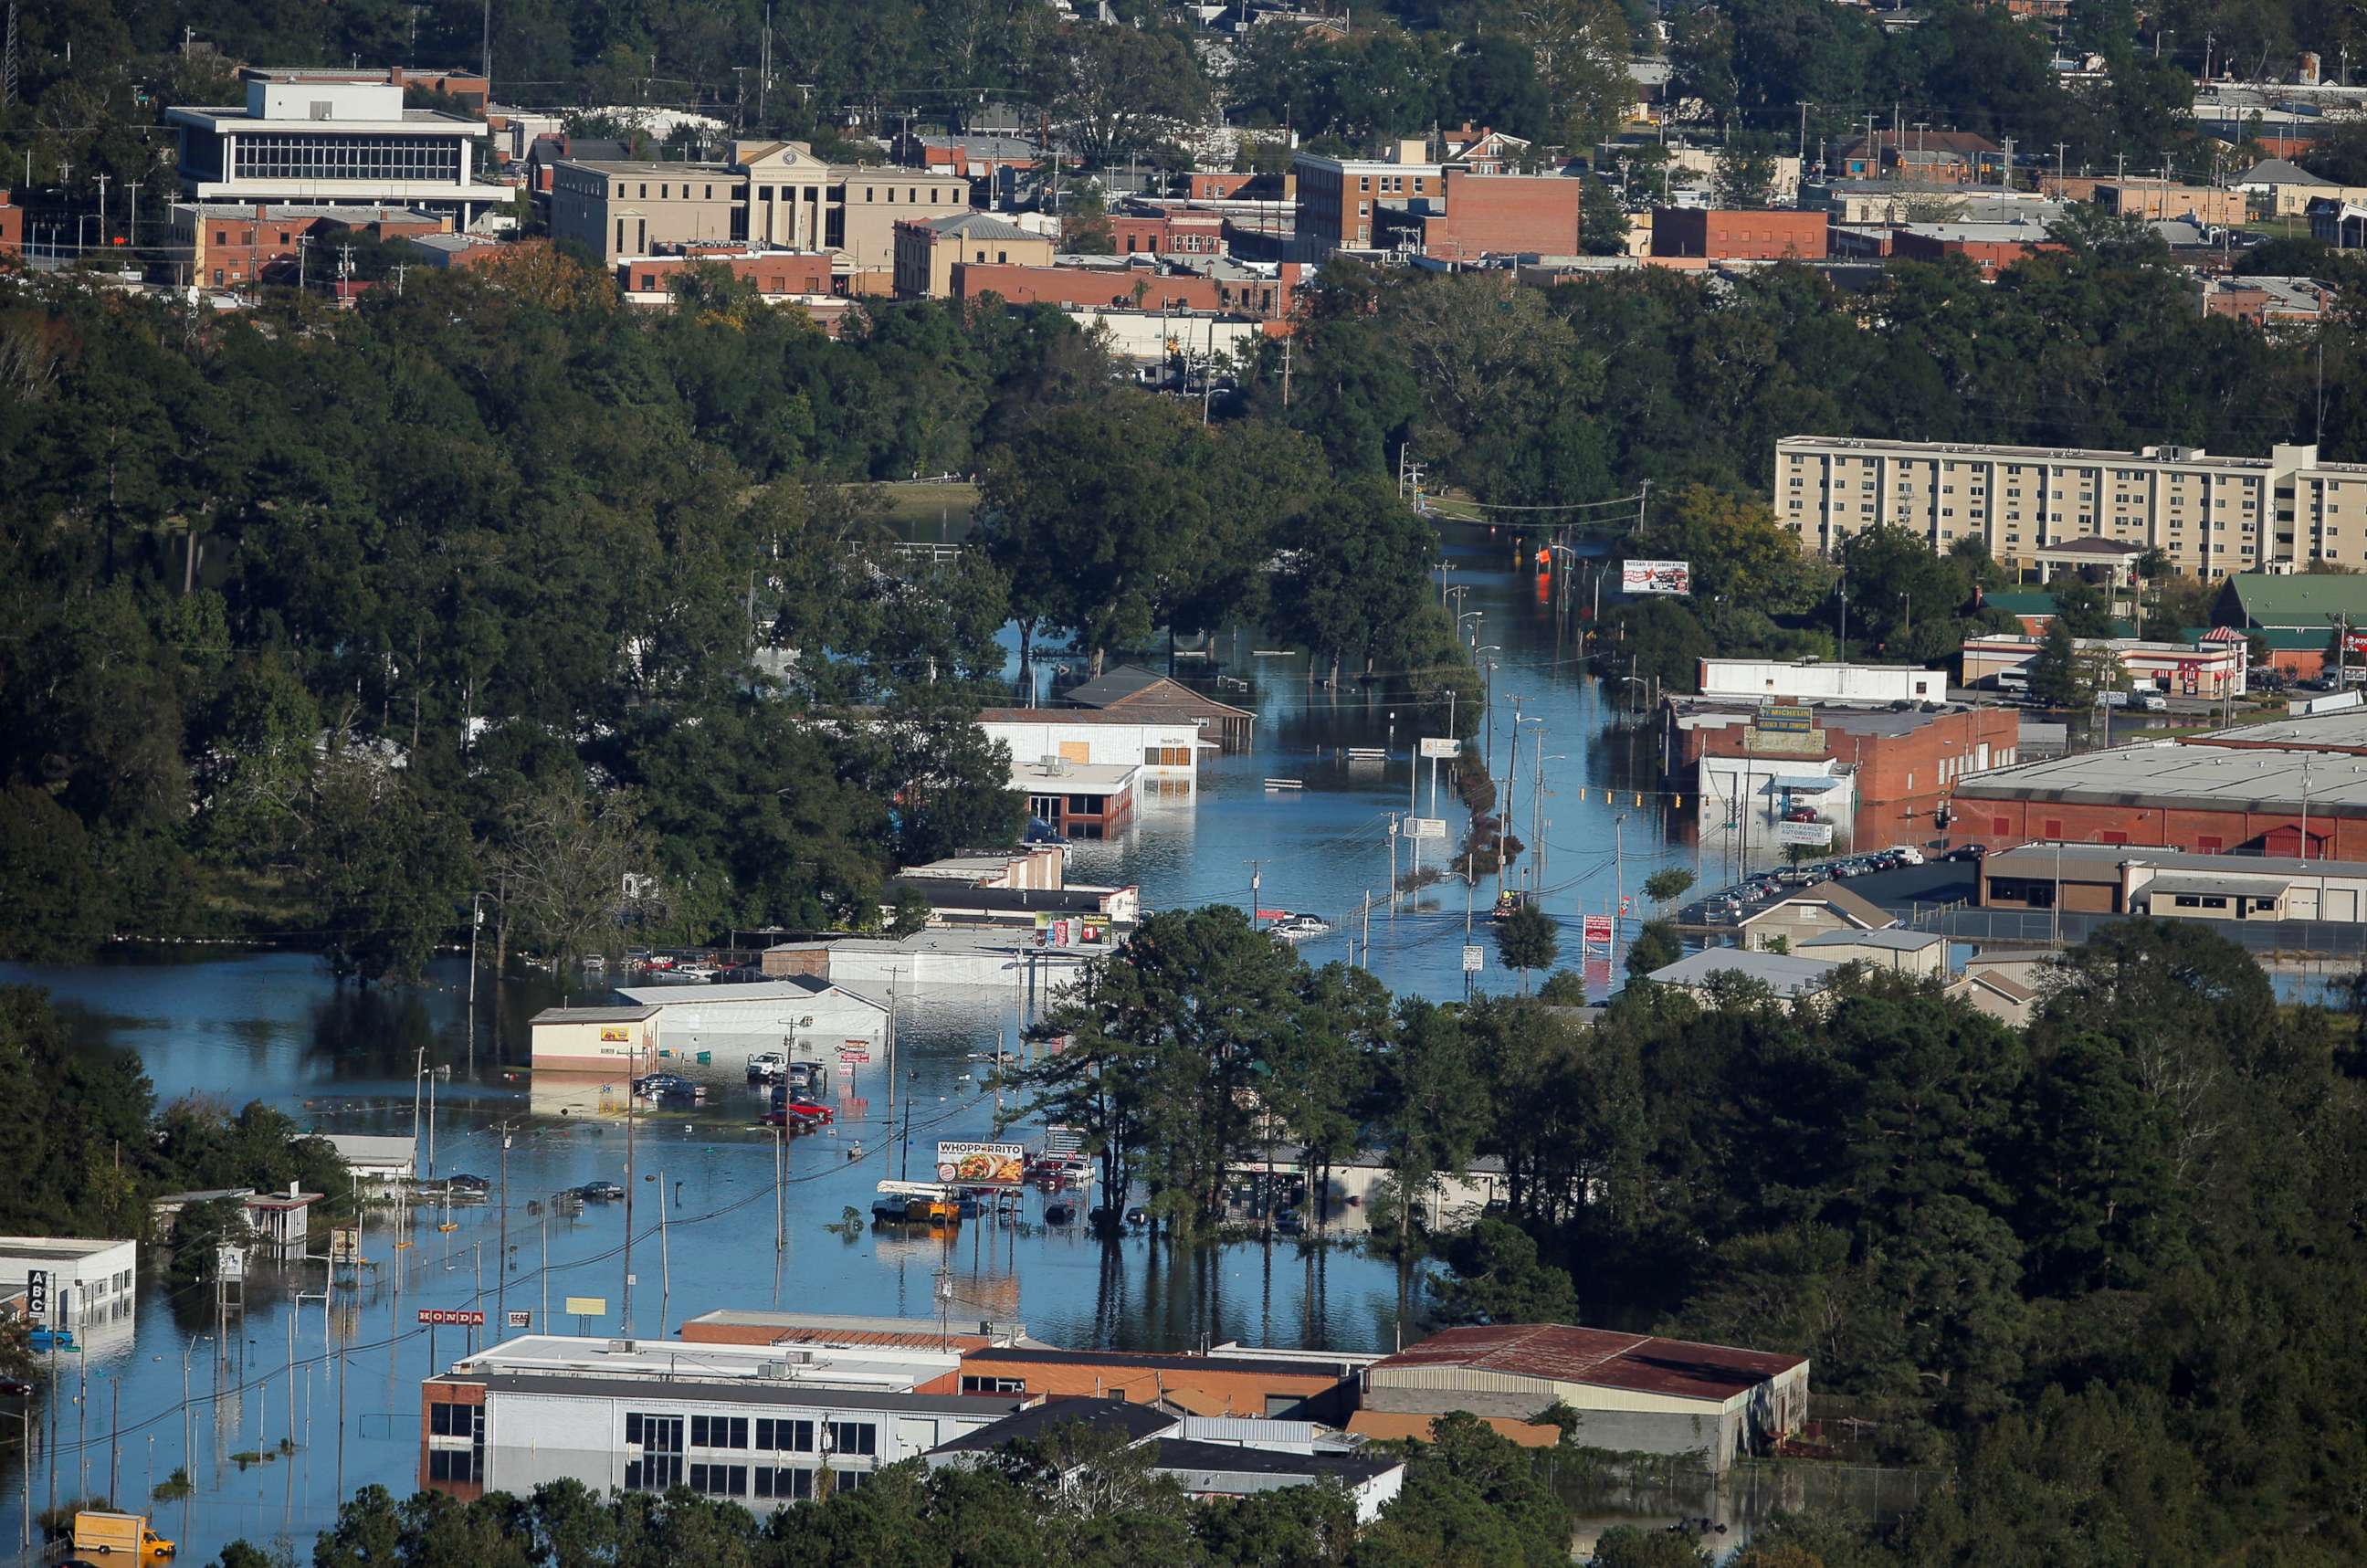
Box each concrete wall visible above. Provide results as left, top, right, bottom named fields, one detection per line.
left=530, top=1016, right=657, bottom=1074
left=1699, top=660, right=1940, bottom=703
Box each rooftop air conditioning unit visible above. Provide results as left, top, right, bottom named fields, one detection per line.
left=608, top=1340, right=636, bottom=1354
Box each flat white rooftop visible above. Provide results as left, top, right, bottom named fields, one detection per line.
left=447, top=1333, right=957, bottom=1392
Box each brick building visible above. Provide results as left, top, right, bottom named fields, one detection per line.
left=893, top=212, right=1054, bottom=298
left=949, top=260, right=1298, bottom=320
left=171, top=201, right=448, bottom=289
left=1649, top=207, right=1826, bottom=261
left=0, top=190, right=19, bottom=257
left=952, top=1344, right=1367, bottom=1421
left=1106, top=210, right=1226, bottom=258
left=1890, top=221, right=2065, bottom=276
left=1670, top=698, right=2019, bottom=847
left=1828, top=130, right=2003, bottom=184
left=1949, top=737, right=2367, bottom=858
left=1415, top=169, right=1588, bottom=261
left=1293, top=142, right=1440, bottom=252
left=2094, top=180, right=2246, bottom=226
left=617, top=249, right=835, bottom=306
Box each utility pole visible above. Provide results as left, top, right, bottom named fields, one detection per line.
left=621, top=1069, right=636, bottom=1331
left=93, top=173, right=108, bottom=245
left=494, top=1121, right=514, bottom=1330
left=1244, top=860, right=1262, bottom=921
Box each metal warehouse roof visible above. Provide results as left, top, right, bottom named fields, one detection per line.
left=1953, top=743, right=2367, bottom=815
left=1644, top=949, right=1845, bottom=998
left=2229, top=571, right=2367, bottom=628
left=528, top=1005, right=660, bottom=1024
left=1370, top=1324, right=1803, bottom=1401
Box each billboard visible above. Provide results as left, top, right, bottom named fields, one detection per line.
left=1403, top=816, right=1448, bottom=840
left=1777, top=821, right=1835, bottom=847
left=1754, top=704, right=1815, bottom=734
left=416, top=1308, right=486, bottom=1327
left=1036, top=910, right=1108, bottom=949
left=1418, top=737, right=1461, bottom=759
left=1621, top=559, right=1692, bottom=596
left=936, top=1142, right=1027, bottom=1187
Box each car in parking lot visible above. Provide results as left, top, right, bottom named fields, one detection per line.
left=573, top=1181, right=625, bottom=1202
left=633, top=1072, right=698, bottom=1100
left=1943, top=844, right=1988, bottom=863
left=447, top=1173, right=489, bottom=1194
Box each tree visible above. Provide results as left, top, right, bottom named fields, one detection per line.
left=1432, top=1217, right=1583, bottom=1323
left=1714, top=131, right=1783, bottom=208
left=1629, top=485, right=1828, bottom=614
left=1643, top=868, right=1697, bottom=907
left=489, top=778, right=653, bottom=965
left=1271, top=478, right=1441, bottom=684
left=1580, top=174, right=1631, bottom=257
left=2024, top=616, right=2092, bottom=708
left=1624, top=918, right=1681, bottom=979
left=1368, top=997, right=1488, bottom=1262
left=1024, top=17, right=1211, bottom=165
left=979, top=395, right=1213, bottom=676
left=1026, top=906, right=1304, bottom=1237
left=1590, top=1527, right=1712, bottom=1567
left=302, top=749, right=473, bottom=984
left=1495, top=901, right=1560, bottom=992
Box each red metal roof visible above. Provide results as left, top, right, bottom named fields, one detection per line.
left=1372, top=1324, right=1803, bottom=1401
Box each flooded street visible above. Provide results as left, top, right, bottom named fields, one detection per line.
left=0, top=524, right=1865, bottom=1562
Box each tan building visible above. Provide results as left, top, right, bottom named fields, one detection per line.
left=552, top=141, right=968, bottom=272
left=893, top=212, right=1055, bottom=298
left=1774, top=437, right=2367, bottom=579
left=2093, top=180, right=2246, bottom=226
left=527, top=1005, right=658, bottom=1074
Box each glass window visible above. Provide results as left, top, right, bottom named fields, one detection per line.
left=826, top=1421, right=878, bottom=1458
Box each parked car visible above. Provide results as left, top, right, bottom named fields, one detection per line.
left=634, top=1073, right=696, bottom=1100
left=0, top=1377, right=34, bottom=1397
left=1274, top=1209, right=1305, bottom=1237
left=573, top=1181, right=625, bottom=1202
left=764, top=1084, right=835, bottom=1129
left=745, top=1051, right=785, bottom=1079
left=1943, top=844, right=1988, bottom=863
left=447, top=1173, right=489, bottom=1194
left=2134, top=690, right=2169, bottom=711
left=1783, top=806, right=1818, bottom=823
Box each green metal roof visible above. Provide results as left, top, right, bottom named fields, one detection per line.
left=2181, top=624, right=2330, bottom=650
left=2227, top=572, right=2367, bottom=629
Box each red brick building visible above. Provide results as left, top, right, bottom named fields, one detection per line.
left=949, top=260, right=1299, bottom=320
left=617, top=249, right=835, bottom=304
left=1674, top=700, right=2019, bottom=844
left=1107, top=210, right=1226, bottom=258
left=1950, top=742, right=2367, bottom=858
left=1417, top=169, right=1587, bottom=260
left=1649, top=208, right=1826, bottom=261
left=1891, top=224, right=2066, bottom=276
left=175, top=202, right=449, bottom=289
left=0, top=190, right=19, bottom=258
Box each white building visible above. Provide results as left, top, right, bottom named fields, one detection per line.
left=166, top=68, right=510, bottom=221
left=0, top=1237, right=139, bottom=1327
left=319, top=1133, right=418, bottom=1183
left=422, top=1334, right=1025, bottom=1499
left=1698, top=658, right=1943, bottom=704
left=612, top=976, right=887, bottom=1061
left=975, top=708, right=1205, bottom=776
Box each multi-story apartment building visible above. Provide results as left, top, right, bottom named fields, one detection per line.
left=551, top=142, right=969, bottom=275
left=1773, top=437, right=2367, bottom=578
left=1293, top=142, right=1441, bottom=253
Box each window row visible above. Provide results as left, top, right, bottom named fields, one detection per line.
left=231, top=133, right=459, bottom=183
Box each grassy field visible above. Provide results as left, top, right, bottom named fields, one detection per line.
left=875, top=479, right=980, bottom=530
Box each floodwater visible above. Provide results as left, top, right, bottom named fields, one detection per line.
left=0, top=522, right=1903, bottom=1563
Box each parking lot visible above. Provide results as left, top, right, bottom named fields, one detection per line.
left=1684, top=850, right=1981, bottom=928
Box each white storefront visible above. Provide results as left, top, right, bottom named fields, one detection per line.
left=974, top=711, right=1206, bottom=776
left=0, top=1237, right=139, bottom=1326
left=613, top=978, right=887, bottom=1062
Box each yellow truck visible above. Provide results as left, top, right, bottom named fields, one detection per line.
left=71, top=1509, right=175, bottom=1557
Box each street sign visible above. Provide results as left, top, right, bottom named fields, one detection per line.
left=1461, top=945, right=1485, bottom=973
left=563, top=1296, right=607, bottom=1318
left=506, top=1310, right=531, bottom=1330
left=1418, top=737, right=1461, bottom=759
left=26, top=1268, right=47, bottom=1320
left=416, top=1309, right=486, bottom=1327
left=1404, top=816, right=1449, bottom=841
